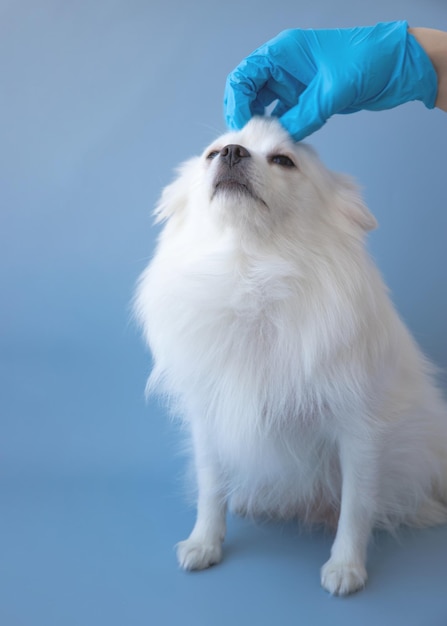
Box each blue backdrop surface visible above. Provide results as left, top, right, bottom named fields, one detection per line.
left=1, top=1, right=446, bottom=624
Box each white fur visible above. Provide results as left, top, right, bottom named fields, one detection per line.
left=134, top=118, right=447, bottom=595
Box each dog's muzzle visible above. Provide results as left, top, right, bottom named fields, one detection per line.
left=213, top=144, right=255, bottom=199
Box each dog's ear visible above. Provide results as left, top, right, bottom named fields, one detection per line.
left=154, top=158, right=199, bottom=224
left=333, top=174, right=378, bottom=232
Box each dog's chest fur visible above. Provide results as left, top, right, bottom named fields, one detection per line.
left=144, top=247, right=372, bottom=512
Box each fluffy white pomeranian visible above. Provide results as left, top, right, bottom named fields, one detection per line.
left=134, top=117, right=447, bottom=595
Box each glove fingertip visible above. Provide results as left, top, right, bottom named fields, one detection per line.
left=224, top=89, right=251, bottom=130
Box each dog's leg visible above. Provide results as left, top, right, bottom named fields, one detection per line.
left=177, top=421, right=227, bottom=570
left=320, top=433, right=377, bottom=595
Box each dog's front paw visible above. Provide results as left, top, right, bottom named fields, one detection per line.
left=320, top=559, right=367, bottom=596
left=176, top=538, right=223, bottom=571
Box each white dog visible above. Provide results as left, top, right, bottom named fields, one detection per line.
left=134, top=117, right=447, bottom=595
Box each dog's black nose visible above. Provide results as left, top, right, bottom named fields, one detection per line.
left=220, top=144, right=251, bottom=167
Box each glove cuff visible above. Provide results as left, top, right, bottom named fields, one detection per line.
left=405, top=22, right=438, bottom=109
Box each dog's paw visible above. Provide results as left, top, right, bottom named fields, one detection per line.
left=320, top=559, right=367, bottom=596
left=176, top=538, right=223, bottom=571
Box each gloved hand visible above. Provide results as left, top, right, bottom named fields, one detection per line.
left=224, top=21, right=438, bottom=141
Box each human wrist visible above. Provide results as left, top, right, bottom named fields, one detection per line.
left=408, top=27, right=447, bottom=111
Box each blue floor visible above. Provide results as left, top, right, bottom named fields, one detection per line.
left=2, top=464, right=447, bottom=626
left=2, top=340, right=446, bottom=625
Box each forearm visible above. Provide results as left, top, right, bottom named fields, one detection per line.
left=409, top=27, right=447, bottom=111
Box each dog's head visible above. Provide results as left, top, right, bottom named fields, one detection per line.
left=155, top=118, right=376, bottom=247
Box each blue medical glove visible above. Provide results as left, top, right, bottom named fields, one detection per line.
left=224, top=21, right=438, bottom=141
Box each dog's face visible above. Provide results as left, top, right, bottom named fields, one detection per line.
left=155, top=118, right=376, bottom=245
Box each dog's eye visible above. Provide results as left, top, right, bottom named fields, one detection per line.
left=206, top=150, right=220, bottom=160
left=269, top=154, right=296, bottom=168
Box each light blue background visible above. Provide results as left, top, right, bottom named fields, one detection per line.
left=1, top=1, right=446, bottom=625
